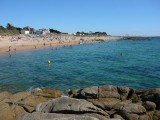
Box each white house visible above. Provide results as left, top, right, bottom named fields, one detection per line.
left=21, top=30, right=30, bottom=34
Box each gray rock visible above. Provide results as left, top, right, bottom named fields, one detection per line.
left=120, top=112, right=148, bottom=120
left=36, top=97, right=109, bottom=117
left=146, top=111, right=154, bottom=120
left=140, top=88, right=160, bottom=110
left=121, top=103, right=146, bottom=114
left=107, top=118, right=121, bottom=120
left=79, top=86, right=98, bottom=99
left=113, top=114, right=125, bottom=120
left=117, top=86, right=134, bottom=100
left=88, top=98, right=121, bottom=110
left=143, top=101, right=156, bottom=111
left=99, top=85, right=120, bottom=99
left=112, top=100, right=131, bottom=111
left=17, top=112, right=108, bottom=120
left=153, top=110, right=160, bottom=120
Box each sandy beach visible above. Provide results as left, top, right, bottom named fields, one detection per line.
left=0, top=34, right=123, bottom=54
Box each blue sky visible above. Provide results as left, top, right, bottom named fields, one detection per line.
left=0, top=0, right=160, bottom=36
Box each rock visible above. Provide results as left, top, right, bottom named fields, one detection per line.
left=36, top=97, right=109, bottom=117
left=0, top=89, right=62, bottom=120
left=143, top=101, right=156, bottom=111
left=153, top=110, right=160, bottom=120
left=68, top=89, right=78, bottom=98
left=120, top=113, right=148, bottom=120
left=19, top=95, right=50, bottom=112
left=0, top=92, right=28, bottom=120
left=146, top=111, right=154, bottom=120
left=121, top=103, right=146, bottom=114
left=99, top=85, right=120, bottom=99
left=0, top=91, right=12, bottom=101
left=139, top=88, right=160, bottom=110
left=7, top=89, right=61, bottom=113
left=79, top=86, right=98, bottom=99
left=10, top=92, right=30, bottom=102
left=0, top=101, right=26, bottom=120
left=17, top=112, right=108, bottom=120
left=117, top=86, right=135, bottom=100
left=112, top=100, right=131, bottom=111
left=130, top=93, right=141, bottom=103
left=113, top=114, right=125, bottom=120
left=88, top=98, right=121, bottom=110
left=117, top=86, right=130, bottom=100
left=32, top=88, right=62, bottom=98
left=106, top=117, right=123, bottom=120
left=116, top=103, right=147, bottom=120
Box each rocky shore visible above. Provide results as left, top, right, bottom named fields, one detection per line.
left=0, top=85, right=160, bottom=120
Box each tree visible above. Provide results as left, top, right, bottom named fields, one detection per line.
left=23, top=26, right=30, bottom=30
left=16, top=27, right=22, bottom=33
left=6, top=23, right=16, bottom=30
left=0, top=25, right=5, bottom=30
left=49, top=29, right=61, bottom=34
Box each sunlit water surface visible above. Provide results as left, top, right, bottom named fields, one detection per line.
left=0, top=38, right=160, bottom=93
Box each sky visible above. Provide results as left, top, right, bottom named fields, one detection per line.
left=0, top=0, right=160, bottom=36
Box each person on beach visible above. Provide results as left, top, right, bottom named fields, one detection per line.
left=9, top=46, right=11, bottom=52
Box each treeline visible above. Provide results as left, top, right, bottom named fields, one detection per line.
left=0, top=23, right=20, bottom=35
left=0, top=23, right=108, bottom=36
left=0, top=23, right=62, bottom=35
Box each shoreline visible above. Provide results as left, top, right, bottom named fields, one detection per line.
left=0, top=34, right=146, bottom=55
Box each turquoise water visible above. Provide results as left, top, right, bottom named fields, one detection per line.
left=0, top=38, right=160, bottom=93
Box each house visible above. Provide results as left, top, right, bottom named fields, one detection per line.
left=21, top=30, right=30, bottom=34
left=35, top=29, right=50, bottom=35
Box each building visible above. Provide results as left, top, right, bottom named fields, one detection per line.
left=21, top=30, right=30, bottom=34
left=35, top=29, right=50, bottom=35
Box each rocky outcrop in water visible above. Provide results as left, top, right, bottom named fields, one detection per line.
left=0, top=85, right=160, bottom=120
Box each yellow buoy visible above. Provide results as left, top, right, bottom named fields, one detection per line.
left=48, top=60, right=51, bottom=64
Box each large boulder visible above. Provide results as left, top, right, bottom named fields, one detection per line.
left=112, top=100, right=132, bottom=111
left=36, top=97, right=109, bottom=117
left=143, top=101, right=156, bottom=111
left=0, top=91, right=12, bottom=101
left=0, top=100, right=26, bottom=120
left=117, top=86, right=135, bottom=100
left=72, top=85, right=135, bottom=100
left=153, top=110, right=160, bottom=120
left=121, top=103, right=146, bottom=114
left=117, top=103, right=147, bottom=120
left=99, top=85, right=120, bottom=99
left=78, top=86, right=98, bottom=99
left=88, top=98, right=121, bottom=110
left=17, top=112, right=108, bottom=120
left=120, top=113, right=148, bottom=120
left=138, top=88, right=160, bottom=110
left=113, top=114, right=125, bottom=120
left=0, top=89, right=62, bottom=120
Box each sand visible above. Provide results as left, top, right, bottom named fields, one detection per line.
left=0, top=34, right=123, bottom=54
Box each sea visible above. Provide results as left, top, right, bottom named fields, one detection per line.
left=0, top=37, right=160, bottom=93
